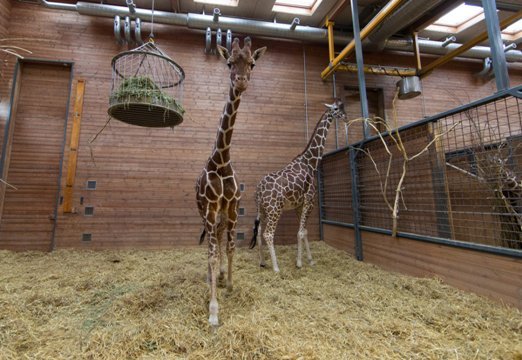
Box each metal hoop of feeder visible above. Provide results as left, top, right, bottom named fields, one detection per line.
left=108, top=41, right=185, bottom=127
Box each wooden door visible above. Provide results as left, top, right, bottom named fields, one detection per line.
left=0, top=62, right=71, bottom=251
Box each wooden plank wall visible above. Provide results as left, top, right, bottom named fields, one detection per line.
left=0, top=0, right=12, bottom=157
left=0, top=0, right=9, bottom=37
left=4, top=4, right=333, bottom=249
left=1, top=2, right=521, bottom=250
left=323, top=224, right=522, bottom=309
left=0, top=62, right=71, bottom=251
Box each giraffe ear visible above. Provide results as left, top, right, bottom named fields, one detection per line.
left=252, top=46, right=267, bottom=61
left=324, top=103, right=333, bottom=109
left=216, top=45, right=230, bottom=60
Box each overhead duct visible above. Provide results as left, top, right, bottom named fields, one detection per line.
left=387, top=38, right=522, bottom=63
left=39, top=0, right=522, bottom=63
left=366, top=0, right=448, bottom=50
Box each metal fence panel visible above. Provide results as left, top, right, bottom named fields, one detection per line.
left=320, top=86, right=522, bottom=255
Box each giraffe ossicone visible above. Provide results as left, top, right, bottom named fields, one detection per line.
left=195, top=37, right=266, bottom=327
left=251, top=99, right=347, bottom=273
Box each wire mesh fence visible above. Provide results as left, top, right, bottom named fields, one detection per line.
left=319, top=87, right=522, bottom=253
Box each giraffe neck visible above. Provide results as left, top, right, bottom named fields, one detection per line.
left=301, top=112, right=334, bottom=171
left=210, top=86, right=242, bottom=168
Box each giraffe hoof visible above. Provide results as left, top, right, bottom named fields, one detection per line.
left=209, top=315, right=219, bottom=327
left=226, top=284, right=233, bottom=293
left=260, top=263, right=266, bottom=268
left=309, top=260, right=316, bottom=266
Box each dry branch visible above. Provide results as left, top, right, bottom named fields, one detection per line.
left=345, top=96, right=461, bottom=236
left=0, top=178, right=17, bottom=190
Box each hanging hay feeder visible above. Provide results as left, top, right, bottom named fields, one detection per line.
left=108, top=41, right=185, bottom=127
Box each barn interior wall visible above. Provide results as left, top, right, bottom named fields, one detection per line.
left=0, top=0, right=13, bottom=155
left=323, top=224, right=522, bottom=309
left=0, top=2, right=521, bottom=250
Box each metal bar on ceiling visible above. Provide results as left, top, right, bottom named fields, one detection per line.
left=326, top=20, right=335, bottom=63
left=338, top=62, right=417, bottom=76
left=412, top=31, right=422, bottom=72
left=482, top=0, right=510, bottom=91
left=419, top=10, right=522, bottom=78
left=350, top=0, right=370, bottom=139
left=320, top=0, right=408, bottom=80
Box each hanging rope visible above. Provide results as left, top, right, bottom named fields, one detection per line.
left=149, top=0, right=155, bottom=42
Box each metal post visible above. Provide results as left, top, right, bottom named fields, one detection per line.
left=350, top=0, right=370, bottom=139
left=481, top=0, right=510, bottom=91
left=333, top=73, right=339, bottom=149
left=349, top=147, right=363, bottom=261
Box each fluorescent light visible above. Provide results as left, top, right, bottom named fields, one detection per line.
left=193, top=0, right=239, bottom=7
left=275, top=0, right=316, bottom=7
left=503, top=19, right=522, bottom=35
left=272, top=0, right=323, bottom=16
left=434, top=4, right=483, bottom=27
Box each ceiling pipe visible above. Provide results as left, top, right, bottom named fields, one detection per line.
left=226, top=29, right=232, bottom=51
left=39, top=0, right=522, bottom=63
left=365, top=0, right=447, bottom=50
left=216, top=28, right=222, bottom=50
left=113, top=15, right=123, bottom=45
left=441, top=36, right=456, bottom=48
left=125, top=0, right=136, bottom=15
left=290, top=17, right=300, bottom=30
left=124, top=16, right=132, bottom=45
left=475, top=57, right=492, bottom=77
left=205, top=27, right=212, bottom=54
left=213, top=8, right=220, bottom=22
left=135, top=18, right=143, bottom=45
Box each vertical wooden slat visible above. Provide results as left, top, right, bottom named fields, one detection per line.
left=62, top=79, right=85, bottom=213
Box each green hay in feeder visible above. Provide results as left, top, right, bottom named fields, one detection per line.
left=110, top=76, right=185, bottom=115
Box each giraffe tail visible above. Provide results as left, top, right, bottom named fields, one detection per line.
left=199, top=229, right=206, bottom=245
left=250, top=217, right=260, bottom=249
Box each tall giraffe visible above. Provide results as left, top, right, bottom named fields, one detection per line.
left=250, top=99, right=346, bottom=272
left=196, top=37, right=266, bottom=327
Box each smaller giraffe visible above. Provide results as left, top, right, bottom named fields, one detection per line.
left=250, top=99, right=346, bottom=272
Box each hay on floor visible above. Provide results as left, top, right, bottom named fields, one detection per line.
left=0, top=242, right=520, bottom=359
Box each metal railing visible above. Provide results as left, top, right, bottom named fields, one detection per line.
left=319, top=85, right=522, bottom=258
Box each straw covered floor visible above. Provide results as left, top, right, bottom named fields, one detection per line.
left=0, top=242, right=520, bottom=359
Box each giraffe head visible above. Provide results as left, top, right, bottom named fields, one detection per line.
left=324, top=98, right=347, bottom=121
left=217, top=37, right=267, bottom=93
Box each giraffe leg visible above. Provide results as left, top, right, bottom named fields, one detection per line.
left=296, top=202, right=314, bottom=268
left=295, top=206, right=304, bottom=268
left=206, top=217, right=220, bottom=327
left=264, top=214, right=281, bottom=273
left=257, top=220, right=266, bottom=267
left=216, top=219, right=227, bottom=287
left=225, top=199, right=239, bottom=292
left=303, top=228, right=314, bottom=266
left=300, top=202, right=315, bottom=267
left=296, top=231, right=303, bottom=269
